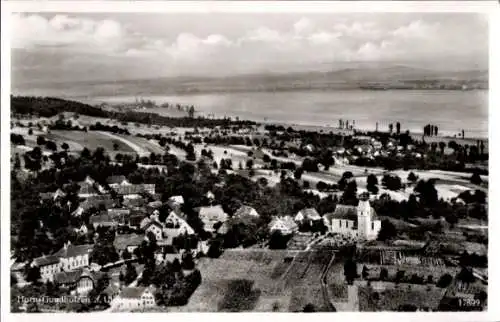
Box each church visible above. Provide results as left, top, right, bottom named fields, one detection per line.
left=323, top=192, right=381, bottom=240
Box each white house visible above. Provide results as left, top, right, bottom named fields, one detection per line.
left=53, top=242, right=93, bottom=272
left=144, top=221, right=164, bottom=241
left=269, top=216, right=298, bottom=235
left=32, top=255, right=62, bottom=282
left=198, top=205, right=229, bottom=233
left=111, top=286, right=156, bottom=311
left=323, top=193, right=381, bottom=240
left=165, top=210, right=195, bottom=235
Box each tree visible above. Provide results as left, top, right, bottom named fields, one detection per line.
left=124, top=263, right=138, bottom=285
left=61, top=142, right=69, bottom=151
left=113, top=142, right=119, bottom=151
left=362, top=265, right=369, bottom=280
left=294, top=167, right=303, bottom=180
left=36, top=135, right=46, bottom=146
left=470, top=171, right=482, bottom=185
left=377, top=219, right=397, bottom=241
left=26, top=266, right=41, bottom=284
left=181, top=251, right=195, bottom=270
left=28, top=128, right=34, bottom=135
left=407, top=172, right=418, bottom=183
left=366, top=174, right=379, bottom=194
left=456, top=267, right=475, bottom=284
left=388, top=123, right=393, bottom=134
left=439, top=142, right=446, bottom=155
left=344, top=258, right=357, bottom=285
left=269, top=230, right=289, bottom=249
left=303, top=304, right=316, bottom=312
left=436, top=273, right=453, bottom=288
left=246, top=159, right=254, bottom=170
left=341, top=181, right=358, bottom=206
left=379, top=268, right=388, bottom=281
left=122, top=249, right=132, bottom=260
left=396, top=122, right=401, bottom=135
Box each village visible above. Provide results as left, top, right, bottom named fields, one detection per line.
left=10, top=96, right=488, bottom=313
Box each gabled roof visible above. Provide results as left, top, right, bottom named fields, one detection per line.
left=143, top=220, right=163, bottom=231
left=119, top=286, right=149, bottom=299
left=198, top=205, right=228, bottom=222
left=269, top=216, right=298, bottom=231
left=168, top=195, right=184, bottom=204
left=33, top=255, right=60, bottom=267
left=297, top=208, right=321, bottom=220
left=54, top=244, right=94, bottom=259
left=234, top=205, right=259, bottom=218
left=54, top=268, right=83, bottom=285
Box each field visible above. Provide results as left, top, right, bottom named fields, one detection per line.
left=358, top=283, right=446, bottom=311
left=180, top=249, right=335, bottom=312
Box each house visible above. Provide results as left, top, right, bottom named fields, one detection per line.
left=54, top=269, right=84, bottom=290
left=165, top=210, right=195, bottom=235
left=106, top=175, right=128, bottom=188
left=323, top=192, right=381, bottom=240
left=234, top=205, right=259, bottom=218
left=294, top=208, right=321, bottom=224
left=78, top=182, right=99, bottom=198
left=76, top=269, right=107, bottom=295
left=113, top=183, right=156, bottom=196
left=144, top=221, right=164, bottom=241
left=73, top=224, right=89, bottom=235
left=40, top=188, right=66, bottom=202
left=72, top=195, right=115, bottom=217
left=114, top=233, right=145, bottom=256
left=32, top=255, right=62, bottom=282
left=205, top=191, right=215, bottom=201
left=101, top=282, right=121, bottom=304
left=269, top=216, right=298, bottom=235
left=110, top=286, right=156, bottom=311
left=90, top=213, right=118, bottom=229
left=167, top=195, right=184, bottom=209
left=197, top=205, right=229, bottom=233
left=53, top=242, right=94, bottom=271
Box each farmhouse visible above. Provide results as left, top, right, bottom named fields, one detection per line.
left=165, top=210, right=195, bottom=235
left=269, top=216, right=298, bottom=235
left=111, top=286, right=156, bottom=311
left=323, top=192, right=381, bottom=240
left=197, top=205, right=229, bottom=233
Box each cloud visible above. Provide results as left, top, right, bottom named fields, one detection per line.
left=11, top=13, right=488, bottom=82
left=12, top=14, right=130, bottom=52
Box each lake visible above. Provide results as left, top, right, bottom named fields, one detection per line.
left=86, top=89, right=488, bottom=139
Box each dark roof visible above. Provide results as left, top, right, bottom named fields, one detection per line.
left=33, top=255, right=60, bottom=267
left=120, top=287, right=147, bottom=299
left=54, top=244, right=94, bottom=259
left=143, top=220, right=163, bottom=231
left=326, top=205, right=358, bottom=221
left=106, top=175, right=127, bottom=185
left=114, top=234, right=145, bottom=251
left=54, top=269, right=83, bottom=285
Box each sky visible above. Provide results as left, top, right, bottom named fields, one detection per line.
left=11, top=12, right=489, bottom=85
